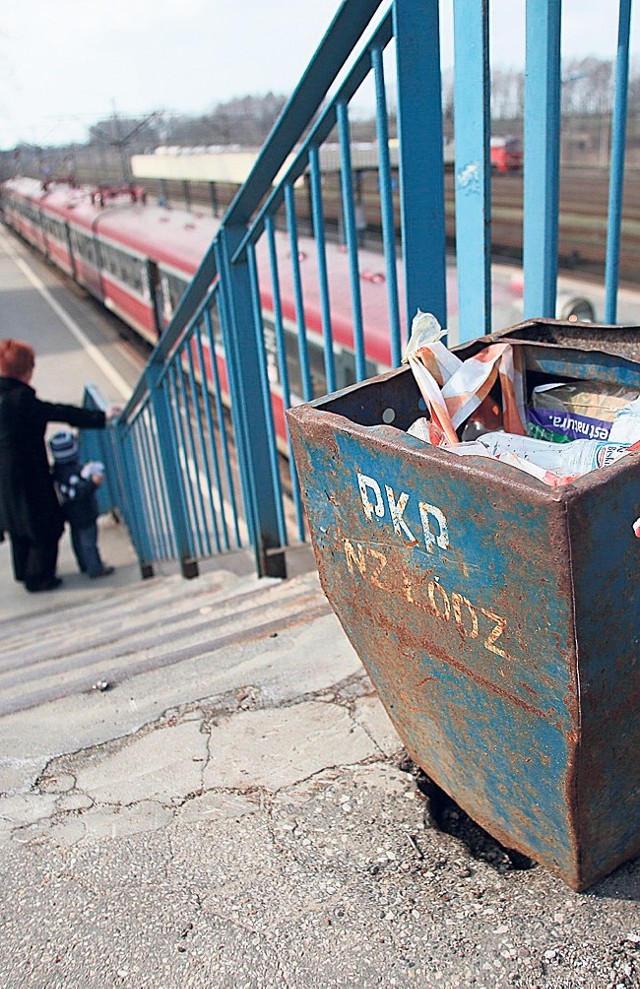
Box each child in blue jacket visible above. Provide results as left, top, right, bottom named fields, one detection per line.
left=49, top=431, right=114, bottom=579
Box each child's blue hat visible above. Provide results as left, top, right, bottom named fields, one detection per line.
left=49, top=430, right=79, bottom=463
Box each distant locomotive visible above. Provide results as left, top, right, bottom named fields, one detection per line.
left=489, top=136, right=523, bottom=173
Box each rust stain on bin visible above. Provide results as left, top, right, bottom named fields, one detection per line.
left=287, top=321, right=640, bottom=891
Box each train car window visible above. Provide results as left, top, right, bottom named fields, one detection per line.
left=308, top=337, right=329, bottom=398
left=74, top=231, right=97, bottom=267
left=114, top=249, right=125, bottom=281
left=101, top=244, right=120, bottom=280
left=260, top=316, right=377, bottom=400
left=275, top=324, right=328, bottom=400
left=120, top=254, right=132, bottom=286
left=47, top=218, right=65, bottom=243
left=100, top=245, right=111, bottom=273
left=262, top=320, right=279, bottom=386
left=160, top=271, right=190, bottom=325
left=134, top=261, right=146, bottom=296
left=122, top=255, right=146, bottom=296
left=208, top=303, right=222, bottom=338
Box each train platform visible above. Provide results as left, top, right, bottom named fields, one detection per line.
left=0, top=224, right=145, bottom=620
left=2, top=223, right=640, bottom=987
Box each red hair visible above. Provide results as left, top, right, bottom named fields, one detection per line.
left=0, top=339, right=35, bottom=380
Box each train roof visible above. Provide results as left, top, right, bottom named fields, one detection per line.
left=3, top=177, right=402, bottom=362
left=3, top=177, right=219, bottom=276
left=4, top=176, right=514, bottom=363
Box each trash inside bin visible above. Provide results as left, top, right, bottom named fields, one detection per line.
left=286, top=318, right=640, bottom=891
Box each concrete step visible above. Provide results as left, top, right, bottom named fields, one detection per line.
left=0, top=566, right=248, bottom=642
left=0, top=569, right=332, bottom=718
left=0, top=568, right=268, bottom=657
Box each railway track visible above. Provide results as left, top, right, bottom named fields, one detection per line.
left=71, top=162, right=639, bottom=286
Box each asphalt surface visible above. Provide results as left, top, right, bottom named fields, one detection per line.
left=1, top=223, right=640, bottom=988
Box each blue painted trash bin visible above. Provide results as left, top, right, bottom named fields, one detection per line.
left=287, top=319, right=640, bottom=891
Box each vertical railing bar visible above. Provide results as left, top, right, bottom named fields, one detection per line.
left=135, top=412, right=162, bottom=558
left=203, top=305, right=242, bottom=548
left=171, top=361, right=205, bottom=558
left=523, top=0, right=562, bottom=318
left=110, top=422, right=144, bottom=565
left=265, top=216, right=293, bottom=409
left=163, top=366, right=197, bottom=559
left=213, top=237, right=256, bottom=549
left=186, top=339, right=220, bottom=554
left=130, top=428, right=158, bottom=564
left=284, top=182, right=314, bottom=401
left=266, top=215, right=307, bottom=543
left=308, top=146, right=337, bottom=394
left=140, top=411, right=175, bottom=560
left=192, top=324, right=226, bottom=552
left=105, top=428, right=125, bottom=520
left=247, top=242, right=287, bottom=546
left=144, top=408, right=178, bottom=559
left=452, top=0, right=492, bottom=340
left=393, top=0, right=447, bottom=335
left=146, top=361, right=197, bottom=572
left=371, top=42, right=402, bottom=367
left=337, top=100, right=366, bottom=380
left=119, top=424, right=155, bottom=569
left=134, top=419, right=166, bottom=560
left=217, top=221, right=285, bottom=579
left=183, top=341, right=214, bottom=556
left=130, top=422, right=159, bottom=560
left=604, top=0, right=632, bottom=324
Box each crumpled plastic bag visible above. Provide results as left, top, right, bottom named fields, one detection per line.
left=402, top=311, right=640, bottom=487
left=402, top=310, right=527, bottom=446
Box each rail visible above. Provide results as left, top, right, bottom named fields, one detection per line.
left=95, top=0, right=636, bottom=580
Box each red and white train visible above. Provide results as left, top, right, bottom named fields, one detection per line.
left=0, top=176, right=594, bottom=444
left=1, top=177, right=398, bottom=394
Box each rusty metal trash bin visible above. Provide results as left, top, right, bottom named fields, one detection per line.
left=286, top=320, right=640, bottom=891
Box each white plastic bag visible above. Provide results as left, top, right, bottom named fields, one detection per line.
left=402, top=310, right=527, bottom=445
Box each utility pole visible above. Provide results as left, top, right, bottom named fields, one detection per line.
left=90, top=105, right=162, bottom=184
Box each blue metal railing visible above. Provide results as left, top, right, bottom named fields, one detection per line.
left=88, top=0, right=635, bottom=581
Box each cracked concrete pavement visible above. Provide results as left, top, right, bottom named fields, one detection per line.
left=0, top=673, right=400, bottom=849
left=2, top=564, right=640, bottom=989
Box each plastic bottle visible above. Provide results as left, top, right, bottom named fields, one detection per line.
left=475, top=431, right=632, bottom=476
left=607, top=396, right=640, bottom=444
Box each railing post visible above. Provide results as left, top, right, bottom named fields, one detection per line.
left=145, top=363, right=199, bottom=579
left=604, top=0, right=633, bottom=323
left=393, top=0, right=447, bottom=337
left=217, top=226, right=286, bottom=579
left=523, top=0, right=562, bottom=318
left=115, top=419, right=156, bottom=579
left=452, top=0, right=492, bottom=340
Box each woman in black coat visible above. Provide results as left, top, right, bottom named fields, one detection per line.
left=0, top=338, right=108, bottom=592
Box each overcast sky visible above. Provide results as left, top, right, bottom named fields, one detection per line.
left=1, top=0, right=637, bottom=149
